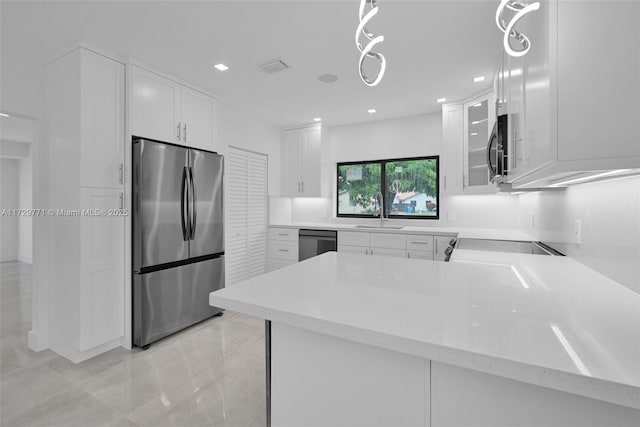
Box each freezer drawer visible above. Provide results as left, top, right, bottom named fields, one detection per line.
left=133, top=257, right=225, bottom=347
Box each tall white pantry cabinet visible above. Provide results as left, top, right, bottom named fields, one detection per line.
left=46, top=47, right=125, bottom=362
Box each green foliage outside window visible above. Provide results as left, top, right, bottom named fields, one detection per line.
left=337, top=156, right=439, bottom=219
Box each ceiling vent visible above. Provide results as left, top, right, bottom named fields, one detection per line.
left=258, top=58, right=290, bottom=74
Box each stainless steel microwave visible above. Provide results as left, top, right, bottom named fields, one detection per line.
left=487, top=114, right=509, bottom=182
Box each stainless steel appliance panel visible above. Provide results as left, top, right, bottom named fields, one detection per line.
left=133, top=140, right=190, bottom=270
left=133, top=256, right=224, bottom=347
left=189, top=149, right=224, bottom=258
left=299, top=229, right=337, bottom=261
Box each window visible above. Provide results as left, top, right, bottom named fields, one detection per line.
left=337, top=156, right=439, bottom=219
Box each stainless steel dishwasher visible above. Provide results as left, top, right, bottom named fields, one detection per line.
left=298, top=229, right=337, bottom=261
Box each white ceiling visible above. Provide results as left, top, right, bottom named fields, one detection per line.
left=1, top=0, right=502, bottom=128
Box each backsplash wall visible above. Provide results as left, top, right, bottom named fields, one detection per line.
left=518, top=175, right=640, bottom=293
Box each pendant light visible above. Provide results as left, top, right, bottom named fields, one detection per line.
left=496, top=0, right=541, bottom=57
left=355, top=0, right=386, bottom=86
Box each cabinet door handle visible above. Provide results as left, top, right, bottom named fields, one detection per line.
left=365, top=249, right=369, bottom=255
left=177, top=122, right=181, bottom=141
left=435, top=240, right=438, bottom=254
left=119, top=192, right=124, bottom=210
left=301, top=181, right=304, bottom=193
left=410, top=241, right=429, bottom=245
left=278, top=249, right=289, bottom=252
left=370, top=249, right=373, bottom=256
left=183, top=124, right=187, bottom=142
left=278, top=233, right=289, bottom=236
left=119, top=163, right=124, bottom=185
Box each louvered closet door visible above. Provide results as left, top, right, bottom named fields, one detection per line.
left=246, top=152, right=268, bottom=277
left=227, top=147, right=268, bottom=285
left=227, top=148, right=249, bottom=284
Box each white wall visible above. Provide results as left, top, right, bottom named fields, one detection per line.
left=518, top=175, right=640, bottom=294
left=1, top=158, right=20, bottom=261
left=285, top=113, right=520, bottom=229
left=217, top=100, right=281, bottom=196
left=18, top=153, right=33, bottom=263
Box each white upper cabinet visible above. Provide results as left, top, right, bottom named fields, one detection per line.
left=130, top=65, right=217, bottom=151
left=179, top=85, right=217, bottom=151
left=441, top=103, right=464, bottom=195
left=442, top=90, right=497, bottom=195
left=506, top=0, right=640, bottom=187
left=80, top=50, right=124, bottom=189
left=281, top=124, right=322, bottom=197
left=130, top=65, right=181, bottom=143
left=463, top=91, right=497, bottom=194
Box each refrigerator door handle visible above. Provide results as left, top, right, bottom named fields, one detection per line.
left=181, top=166, right=189, bottom=241
left=189, top=166, right=197, bottom=240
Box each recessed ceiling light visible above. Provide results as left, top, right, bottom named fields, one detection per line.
left=0, top=113, right=9, bottom=117
left=471, top=132, right=478, bottom=136
left=473, top=75, right=485, bottom=83
left=368, top=109, right=376, bottom=114
left=436, top=98, right=447, bottom=103
left=214, top=63, right=229, bottom=71
left=313, top=117, right=322, bottom=122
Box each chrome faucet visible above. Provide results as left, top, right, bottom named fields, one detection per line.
left=375, top=191, right=386, bottom=227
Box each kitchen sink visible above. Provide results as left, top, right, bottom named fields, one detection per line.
left=355, top=225, right=404, bottom=230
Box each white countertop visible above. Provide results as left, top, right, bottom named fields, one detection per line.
left=211, top=251, right=640, bottom=409
left=270, top=222, right=535, bottom=241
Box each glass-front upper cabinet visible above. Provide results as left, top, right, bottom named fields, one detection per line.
left=463, top=91, right=497, bottom=193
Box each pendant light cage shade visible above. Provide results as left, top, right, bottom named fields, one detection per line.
left=496, top=0, right=541, bottom=57
left=356, top=0, right=386, bottom=86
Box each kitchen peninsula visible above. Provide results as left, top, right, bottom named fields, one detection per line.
left=210, top=252, right=640, bottom=426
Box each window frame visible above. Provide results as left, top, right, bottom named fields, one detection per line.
left=336, top=155, right=440, bottom=220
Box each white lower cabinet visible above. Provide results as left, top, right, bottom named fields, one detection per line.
left=434, top=236, right=454, bottom=261
left=370, top=233, right=406, bottom=258
left=268, top=227, right=299, bottom=271
left=337, top=245, right=370, bottom=256
left=79, top=188, right=125, bottom=351
left=338, top=231, right=455, bottom=262
left=406, top=235, right=434, bottom=260
left=338, top=231, right=407, bottom=258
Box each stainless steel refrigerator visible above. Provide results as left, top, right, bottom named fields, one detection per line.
left=133, top=138, right=224, bottom=348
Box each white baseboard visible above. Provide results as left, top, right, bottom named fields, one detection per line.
left=17, top=254, right=33, bottom=264
left=28, top=329, right=48, bottom=352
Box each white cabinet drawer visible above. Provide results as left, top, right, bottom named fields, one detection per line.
left=270, top=227, right=298, bottom=242
left=407, top=250, right=433, bottom=260
left=268, top=259, right=297, bottom=272
left=406, top=235, right=434, bottom=252
left=269, top=240, right=298, bottom=261
left=339, top=231, right=370, bottom=247
left=370, top=233, right=406, bottom=250
left=338, top=244, right=369, bottom=255
left=370, top=247, right=406, bottom=258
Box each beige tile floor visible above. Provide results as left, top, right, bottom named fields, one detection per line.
left=0, top=262, right=266, bottom=427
